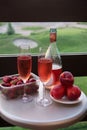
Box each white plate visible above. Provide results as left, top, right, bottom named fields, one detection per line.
left=50, top=91, right=84, bottom=104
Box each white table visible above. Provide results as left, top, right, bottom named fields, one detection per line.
left=0, top=81, right=87, bottom=130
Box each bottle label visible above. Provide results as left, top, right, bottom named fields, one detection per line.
left=50, top=33, right=56, bottom=42
left=50, top=28, right=57, bottom=43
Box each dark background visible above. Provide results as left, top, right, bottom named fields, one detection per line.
left=0, top=0, right=87, bottom=22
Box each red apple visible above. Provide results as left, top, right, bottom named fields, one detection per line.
left=67, top=85, right=81, bottom=101
left=59, top=71, right=74, bottom=87
left=50, top=83, right=65, bottom=99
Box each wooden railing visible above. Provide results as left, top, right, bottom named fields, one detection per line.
left=0, top=53, right=87, bottom=77
left=0, top=53, right=87, bottom=127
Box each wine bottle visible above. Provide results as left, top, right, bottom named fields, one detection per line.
left=45, top=28, right=62, bottom=89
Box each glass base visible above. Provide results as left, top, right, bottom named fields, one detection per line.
left=37, top=98, right=52, bottom=107
left=22, top=95, right=33, bottom=103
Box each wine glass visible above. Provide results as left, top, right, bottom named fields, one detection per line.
left=37, top=47, right=52, bottom=107
left=17, top=44, right=32, bottom=103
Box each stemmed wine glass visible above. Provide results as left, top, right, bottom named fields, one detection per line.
left=37, top=47, right=52, bottom=107
left=17, top=44, right=32, bottom=103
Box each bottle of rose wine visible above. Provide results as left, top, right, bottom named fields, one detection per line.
left=45, top=28, right=62, bottom=89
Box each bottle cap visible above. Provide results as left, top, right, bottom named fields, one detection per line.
left=50, top=28, right=56, bottom=33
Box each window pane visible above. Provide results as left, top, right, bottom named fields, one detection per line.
left=0, top=22, right=87, bottom=54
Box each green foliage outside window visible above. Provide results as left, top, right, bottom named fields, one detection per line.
left=6, top=23, right=15, bottom=35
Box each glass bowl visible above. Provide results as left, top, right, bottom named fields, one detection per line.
left=0, top=73, right=39, bottom=99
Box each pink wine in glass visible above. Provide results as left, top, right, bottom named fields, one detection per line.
left=38, top=58, right=52, bottom=83
left=37, top=57, right=52, bottom=107
left=17, top=55, right=32, bottom=82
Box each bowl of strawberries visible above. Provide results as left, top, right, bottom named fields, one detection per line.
left=0, top=73, right=39, bottom=99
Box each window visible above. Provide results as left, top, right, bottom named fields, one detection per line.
left=0, top=22, right=87, bottom=55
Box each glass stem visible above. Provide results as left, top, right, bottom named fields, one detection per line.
left=23, top=86, right=27, bottom=97
left=43, top=83, right=47, bottom=99
left=23, top=81, right=27, bottom=97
